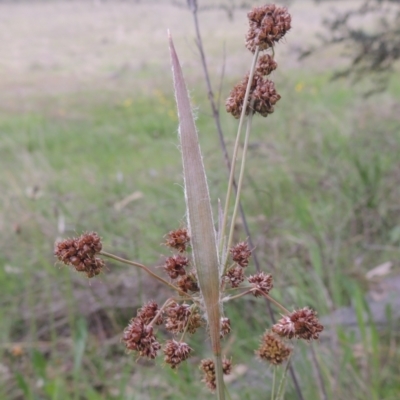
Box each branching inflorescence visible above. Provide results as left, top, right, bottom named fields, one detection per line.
left=55, top=4, right=323, bottom=398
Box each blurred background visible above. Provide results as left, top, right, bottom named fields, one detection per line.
left=1, top=0, right=399, bottom=399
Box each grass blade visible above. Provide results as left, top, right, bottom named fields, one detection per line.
left=169, top=32, right=224, bottom=399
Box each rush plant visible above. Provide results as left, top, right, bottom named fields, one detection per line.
left=55, top=4, right=323, bottom=399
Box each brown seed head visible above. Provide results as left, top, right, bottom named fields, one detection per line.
left=165, top=302, right=191, bottom=334
left=230, top=241, right=252, bottom=267
left=252, top=78, right=281, bottom=117
left=272, top=307, right=324, bottom=341
left=256, top=54, right=278, bottom=76
left=199, top=357, right=232, bottom=392
left=122, top=317, right=161, bottom=359
left=224, top=266, right=245, bottom=288
left=256, top=331, right=292, bottom=365
left=248, top=272, right=273, bottom=297
left=220, top=317, right=231, bottom=338
left=226, top=74, right=280, bottom=119
left=163, top=255, right=190, bottom=279
left=245, top=4, right=292, bottom=53
left=187, top=310, right=204, bottom=334
left=164, top=228, right=190, bottom=252
left=137, top=300, right=163, bottom=325
left=54, top=232, right=104, bottom=278
left=163, top=340, right=192, bottom=369
left=199, top=358, right=216, bottom=391
left=176, top=272, right=199, bottom=293
left=225, top=76, right=248, bottom=119
left=222, top=357, right=232, bottom=375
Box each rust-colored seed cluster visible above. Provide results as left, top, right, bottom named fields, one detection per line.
left=176, top=272, right=199, bottom=293
left=256, top=331, right=292, bottom=365
left=122, top=318, right=161, bottom=359
left=162, top=227, right=199, bottom=294
left=122, top=300, right=163, bottom=359
left=163, top=340, right=192, bottom=369
left=272, top=308, right=324, bottom=341
left=226, top=61, right=281, bottom=119
left=226, top=5, right=291, bottom=119
left=230, top=241, right=252, bottom=267
left=163, top=255, right=190, bottom=279
left=137, top=300, right=163, bottom=325
left=200, top=358, right=232, bottom=392
left=165, top=301, right=202, bottom=335
left=248, top=272, right=273, bottom=297
left=224, top=241, right=252, bottom=288
left=245, top=4, right=291, bottom=52
left=54, top=232, right=104, bottom=278
left=220, top=317, right=231, bottom=338
left=225, top=265, right=245, bottom=288
left=164, top=228, right=190, bottom=252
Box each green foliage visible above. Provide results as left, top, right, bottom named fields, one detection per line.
left=1, top=70, right=400, bottom=399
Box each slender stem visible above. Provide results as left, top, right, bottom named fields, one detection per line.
left=310, top=343, right=327, bottom=400
left=100, top=251, right=190, bottom=298
left=214, top=353, right=225, bottom=400
left=222, top=289, right=252, bottom=302
left=225, top=111, right=254, bottom=271
left=179, top=304, right=197, bottom=342
left=220, top=47, right=260, bottom=259
left=276, top=356, right=292, bottom=400
left=262, top=293, right=291, bottom=315
left=271, top=367, right=277, bottom=400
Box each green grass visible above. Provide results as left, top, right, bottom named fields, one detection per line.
left=1, top=70, right=400, bottom=399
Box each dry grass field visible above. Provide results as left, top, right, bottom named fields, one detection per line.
left=0, top=0, right=361, bottom=104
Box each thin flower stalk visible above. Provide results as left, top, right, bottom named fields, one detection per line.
left=276, top=354, right=292, bottom=400
left=219, top=46, right=260, bottom=260
left=100, top=251, right=189, bottom=298
left=225, top=110, right=254, bottom=272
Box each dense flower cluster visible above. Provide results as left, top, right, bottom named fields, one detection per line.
left=162, top=227, right=199, bottom=294
left=122, top=318, right=161, bottom=359
left=248, top=272, right=273, bottom=297
left=256, top=331, right=292, bottom=365
left=164, top=228, right=190, bottom=252
left=226, top=61, right=280, bottom=119
left=272, top=308, right=324, bottom=341
left=200, top=357, right=232, bottom=391
left=226, top=4, right=291, bottom=119
left=220, top=317, right=231, bottom=338
left=54, top=232, right=104, bottom=278
left=163, top=340, right=192, bottom=369
left=224, top=265, right=245, bottom=288
left=163, top=254, right=190, bottom=279
left=137, top=300, right=163, bottom=325
left=245, top=4, right=292, bottom=52
left=230, top=241, right=252, bottom=267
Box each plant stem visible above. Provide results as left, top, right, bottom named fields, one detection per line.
left=263, top=293, right=291, bottom=315
left=276, top=357, right=292, bottom=400
left=220, top=47, right=260, bottom=260
left=310, top=343, right=327, bottom=400
left=222, top=289, right=252, bottom=302
left=214, top=353, right=225, bottom=400
left=99, top=251, right=189, bottom=298
left=225, top=110, right=254, bottom=272
left=271, top=367, right=277, bottom=400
